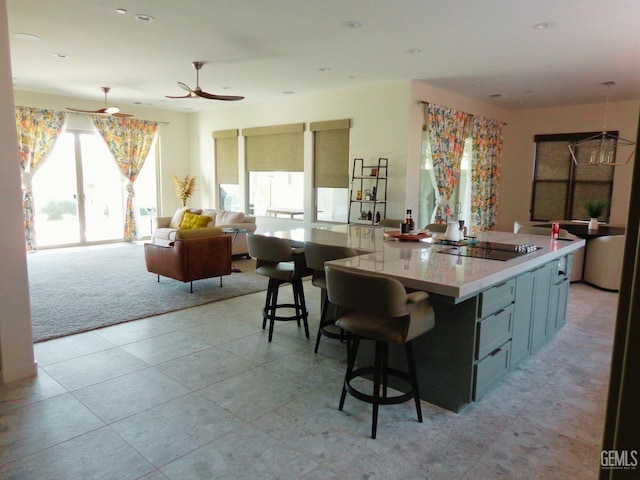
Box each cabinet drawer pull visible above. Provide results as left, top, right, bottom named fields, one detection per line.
left=489, top=347, right=502, bottom=357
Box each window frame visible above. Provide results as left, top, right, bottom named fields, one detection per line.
left=532, top=132, right=615, bottom=222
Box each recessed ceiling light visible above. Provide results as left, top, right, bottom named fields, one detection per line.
left=53, top=53, right=70, bottom=59
left=406, top=48, right=422, bottom=55
left=282, top=91, right=295, bottom=95
left=115, top=8, right=127, bottom=14
left=488, top=93, right=504, bottom=99
left=14, top=32, right=40, bottom=41
left=341, top=20, right=362, bottom=29
left=533, top=22, right=557, bottom=30
left=318, top=67, right=331, bottom=72
left=135, top=13, right=155, bottom=22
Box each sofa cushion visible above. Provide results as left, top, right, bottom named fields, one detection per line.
left=200, top=209, right=218, bottom=227
left=215, top=210, right=245, bottom=225
left=180, top=212, right=212, bottom=230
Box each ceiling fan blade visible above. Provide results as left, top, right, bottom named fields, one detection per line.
left=168, top=62, right=244, bottom=101
left=194, top=91, right=245, bottom=101
left=178, top=82, right=194, bottom=93
left=165, top=93, right=196, bottom=99
left=67, top=107, right=104, bottom=114
left=68, top=87, right=133, bottom=116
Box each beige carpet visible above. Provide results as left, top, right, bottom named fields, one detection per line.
left=27, top=243, right=266, bottom=342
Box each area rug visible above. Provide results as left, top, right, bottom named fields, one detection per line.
left=27, top=243, right=266, bottom=343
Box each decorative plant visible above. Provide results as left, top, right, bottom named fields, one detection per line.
left=583, top=197, right=609, bottom=219
left=172, top=174, right=197, bottom=207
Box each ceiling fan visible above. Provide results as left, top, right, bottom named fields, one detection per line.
left=67, top=87, right=133, bottom=117
left=166, top=61, right=244, bottom=101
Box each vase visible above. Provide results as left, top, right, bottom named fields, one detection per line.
left=588, top=217, right=599, bottom=230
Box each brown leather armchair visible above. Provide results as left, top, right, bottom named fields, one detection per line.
left=144, top=228, right=232, bottom=292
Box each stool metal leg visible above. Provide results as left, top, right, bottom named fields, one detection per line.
left=268, top=279, right=280, bottom=342
left=405, top=341, right=423, bottom=423
left=314, top=293, right=330, bottom=353
left=340, top=336, right=359, bottom=411
left=292, top=279, right=309, bottom=339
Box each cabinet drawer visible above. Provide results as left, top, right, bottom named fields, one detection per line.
left=476, top=304, right=514, bottom=360
left=478, top=279, right=515, bottom=318
left=474, top=341, right=511, bottom=400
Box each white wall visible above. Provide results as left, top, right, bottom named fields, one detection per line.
left=0, top=0, right=37, bottom=382
left=191, top=81, right=413, bottom=223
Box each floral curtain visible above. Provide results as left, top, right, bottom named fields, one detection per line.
left=425, top=103, right=471, bottom=222
left=471, top=116, right=503, bottom=231
left=92, top=116, right=158, bottom=240
left=15, top=106, right=67, bottom=250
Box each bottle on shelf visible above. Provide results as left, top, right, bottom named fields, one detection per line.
left=367, top=210, right=373, bottom=221
left=375, top=211, right=381, bottom=224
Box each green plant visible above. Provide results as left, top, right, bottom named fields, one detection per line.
left=40, top=199, right=77, bottom=220
left=583, top=197, right=609, bottom=219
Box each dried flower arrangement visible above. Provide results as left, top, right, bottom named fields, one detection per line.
left=172, top=174, right=196, bottom=207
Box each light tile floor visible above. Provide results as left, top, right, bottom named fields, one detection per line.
left=0, top=282, right=617, bottom=479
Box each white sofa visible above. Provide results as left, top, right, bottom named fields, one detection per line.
left=152, top=207, right=257, bottom=256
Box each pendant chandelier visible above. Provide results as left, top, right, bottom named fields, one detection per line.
left=568, top=81, right=635, bottom=166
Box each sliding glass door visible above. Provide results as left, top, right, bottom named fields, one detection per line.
left=31, top=130, right=156, bottom=247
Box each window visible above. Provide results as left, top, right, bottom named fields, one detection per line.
left=418, top=129, right=472, bottom=228
left=248, top=172, right=304, bottom=216
left=532, top=133, right=613, bottom=222
left=311, top=119, right=350, bottom=223
left=243, top=123, right=304, bottom=219
left=31, top=129, right=157, bottom=246
left=213, top=129, right=239, bottom=210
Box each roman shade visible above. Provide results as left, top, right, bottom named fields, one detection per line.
left=310, top=119, right=351, bottom=188
left=243, top=123, right=304, bottom=172
left=212, top=129, right=239, bottom=184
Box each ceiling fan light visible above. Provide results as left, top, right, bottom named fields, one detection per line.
left=104, top=106, right=120, bottom=115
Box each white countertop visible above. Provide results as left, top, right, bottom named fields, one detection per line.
left=263, top=225, right=585, bottom=300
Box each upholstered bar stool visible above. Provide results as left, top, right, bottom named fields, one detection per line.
left=325, top=265, right=436, bottom=439
left=303, top=242, right=358, bottom=353
left=247, top=234, right=312, bottom=342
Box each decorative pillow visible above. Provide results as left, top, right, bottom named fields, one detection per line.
left=168, top=207, right=202, bottom=229
left=180, top=212, right=212, bottom=230
left=169, top=207, right=187, bottom=229
left=215, top=210, right=245, bottom=225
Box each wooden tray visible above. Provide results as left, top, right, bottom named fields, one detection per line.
left=383, top=230, right=432, bottom=242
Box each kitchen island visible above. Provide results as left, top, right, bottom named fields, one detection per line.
left=263, top=224, right=585, bottom=412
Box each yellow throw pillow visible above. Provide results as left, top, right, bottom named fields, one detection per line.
left=180, top=211, right=212, bottom=230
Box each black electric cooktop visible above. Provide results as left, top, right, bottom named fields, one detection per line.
left=438, top=241, right=541, bottom=261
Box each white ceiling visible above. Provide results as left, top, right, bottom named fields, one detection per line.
left=7, top=0, right=640, bottom=113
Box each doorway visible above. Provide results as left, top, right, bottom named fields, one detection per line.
left=31, top=130, right=157, bottom=247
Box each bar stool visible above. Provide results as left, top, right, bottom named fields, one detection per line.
left=303, top=242, right=358, bottom=353
left=247, top=234, right=312, bottom=342
left=325, top=264, right=435, bottom=439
